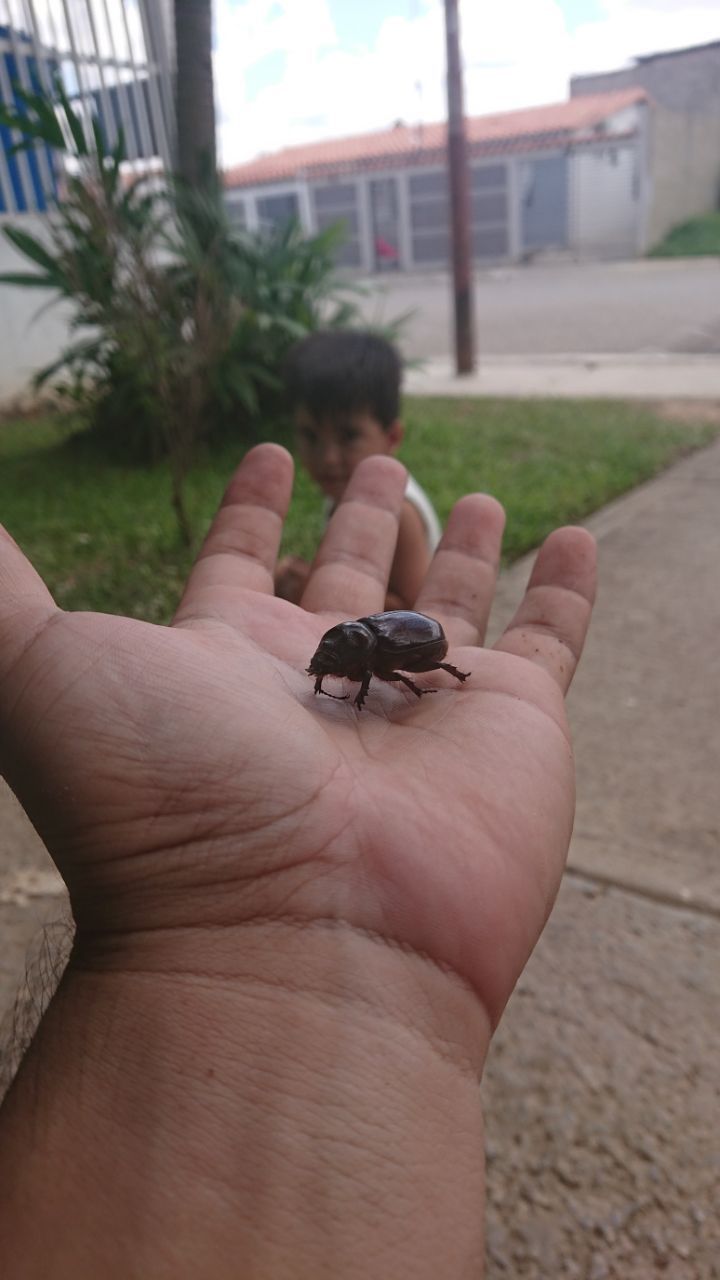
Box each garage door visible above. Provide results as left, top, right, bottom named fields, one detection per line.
left=408, top=162, right=510, bottom=266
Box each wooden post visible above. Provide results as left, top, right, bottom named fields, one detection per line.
left=444, top=0, right=475, bottom=374
left=174, top=0, right=217, bottom=188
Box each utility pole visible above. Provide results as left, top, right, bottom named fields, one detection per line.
left=444, top=0, right=475, bottom=374
left=174, top=0, right=217, bottom=188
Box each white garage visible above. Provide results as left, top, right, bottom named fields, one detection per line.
left=224, top=88, right=652, bottom=270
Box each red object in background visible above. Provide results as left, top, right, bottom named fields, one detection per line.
left=375, top=236, right=399, bottom=261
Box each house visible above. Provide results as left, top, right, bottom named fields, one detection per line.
left=571, top=38, right=720, bottom=113
left=572, top=40, right=720, bottom=250
left=224, top=70, right=720, bottom=271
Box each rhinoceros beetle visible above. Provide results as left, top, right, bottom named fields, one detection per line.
left=306, top=610, right=470, bottom=710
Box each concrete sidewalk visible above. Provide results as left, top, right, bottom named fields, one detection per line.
left=1, top=438, right=719, bottom=1274
left=406, top=352, right=720, bottom=400
left=482, top=438, right=720, bottom=1276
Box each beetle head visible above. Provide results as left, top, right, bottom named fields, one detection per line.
left=307, top=620, right=377, bottom=677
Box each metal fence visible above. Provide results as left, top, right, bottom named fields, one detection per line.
left=0, top=0, right=174, bottom=213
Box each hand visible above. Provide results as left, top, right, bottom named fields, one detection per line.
left=0, top=444, right=594, bottom=1026
left=0, top=445, right=596, bottom=1277
left=274, top=552, right=310, bottom=602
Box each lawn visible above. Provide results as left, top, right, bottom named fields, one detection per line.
left=0, top=399, right=716, bottom=622
left=649, top=212, right=720, bottom=258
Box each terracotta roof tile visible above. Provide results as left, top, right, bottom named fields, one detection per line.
left=224, top=88, right=647, bottom=189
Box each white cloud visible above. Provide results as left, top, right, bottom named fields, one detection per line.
left=570, top=0, right=720, bottom=73
left=216, top=0, right=572, bottom=165
left=214, top=0, right=720, bottom=167
left=460, top=0, right=570, bottom=114
left=215, top=0, right=336, bottom=79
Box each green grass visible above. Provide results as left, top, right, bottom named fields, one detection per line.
left=0, top=399, right=716, bottom=622
left=649, top=212, right=720, bottom=258
left=400, top=398, right=718, bottom=559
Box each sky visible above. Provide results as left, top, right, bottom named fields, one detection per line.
left=214, top=0, right=720, bottom=168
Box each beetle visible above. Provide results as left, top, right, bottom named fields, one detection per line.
left=306, top=610, right=470, bottom=710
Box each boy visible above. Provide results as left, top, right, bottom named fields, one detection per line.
left=276, top=330, right=441, bottom=609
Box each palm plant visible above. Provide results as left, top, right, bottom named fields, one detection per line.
left=0, top=83, right=364, bottom=542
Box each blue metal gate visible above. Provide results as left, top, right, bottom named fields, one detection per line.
left=0, top=1, right=174, bottom=215
left=520, top=154, right=568, bottom=252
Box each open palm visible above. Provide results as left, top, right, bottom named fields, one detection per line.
left=0, top=445, right=594, bottom=1025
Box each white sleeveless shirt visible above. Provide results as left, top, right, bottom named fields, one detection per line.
left=403, top=473, right=442, bottom=553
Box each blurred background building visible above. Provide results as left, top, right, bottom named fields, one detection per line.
left=224, top=40, right=720, bottom=269
left=2, top=6, right=718, bottom=269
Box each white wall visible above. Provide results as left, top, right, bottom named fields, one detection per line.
left=569, top=142, right=640, bottom=257
left=604, top=104, right=644, bottom=134
left=0, top=215, right=72, bottom=407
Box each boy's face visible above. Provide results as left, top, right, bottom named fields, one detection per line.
left=295, top=407, right=403, bottom=502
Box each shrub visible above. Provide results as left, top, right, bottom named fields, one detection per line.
left=0, top=82, right=363, bottom=540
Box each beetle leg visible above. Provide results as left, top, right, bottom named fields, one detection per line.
left=354, top=671, right=372, bottom=710
left=314, top=675, right=348, bottom=701
left=433, top=662, right=470, bottom=683
left=382, top=672, right=437, bottom=699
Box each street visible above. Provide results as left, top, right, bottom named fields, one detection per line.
left=357, top=257, right=720, bottom=359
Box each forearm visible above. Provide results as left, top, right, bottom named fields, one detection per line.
left=0, top=921, right=491, bottom=1279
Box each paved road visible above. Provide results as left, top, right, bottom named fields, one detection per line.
left=357, top=257, right=720, bottom=360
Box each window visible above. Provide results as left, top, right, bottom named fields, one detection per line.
left=408, top=169, right=450, bottom=265
left=256, top=192, right=300, bottom=230
left=471, top=164, right=506, bottom=190
left=409, top=171, right=447, bottom=198
left=312, top=182, right=362, bottom=267
left=314, top=183, right=357, bottom=211
left=410, top=200, right=450, bottom=230
left=412, top=231, right=450, bottom=263
left=472, top=191, right=508, bottom=223
left=473, top=227, right=508, bottom=257
left=470, top=164, right=508, bottom=260
left=407, top=162, right=510, bottom=265
left=226, top=198, right=246, bottom=227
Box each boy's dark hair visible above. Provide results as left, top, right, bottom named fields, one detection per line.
left=284, top=330, right=402, bottom=429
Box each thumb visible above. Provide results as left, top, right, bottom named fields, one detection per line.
left=0, top=525, right=58, bottom=688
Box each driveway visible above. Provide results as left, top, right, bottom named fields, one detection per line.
left=356, top=258, right=720, bottom=360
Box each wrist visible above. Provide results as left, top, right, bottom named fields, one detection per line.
left=1, top=920, right=490, bottom=1278
left=75, top=915, right=492, bottom=1061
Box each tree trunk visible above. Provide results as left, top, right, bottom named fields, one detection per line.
left=174, top=0, right=217, bottom=188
